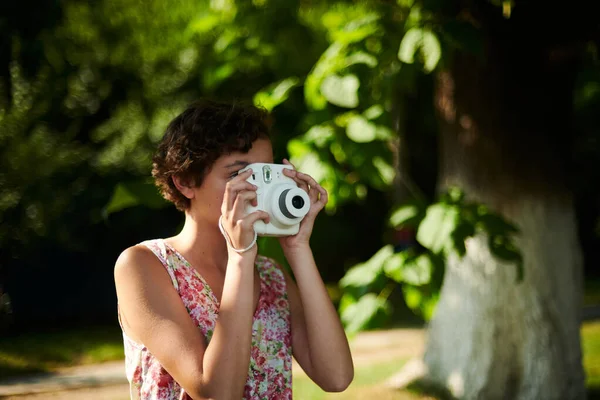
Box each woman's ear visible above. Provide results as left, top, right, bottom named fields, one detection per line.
left=172, top=175, right=196, bottom=200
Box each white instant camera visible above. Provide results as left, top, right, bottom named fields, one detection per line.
left=240, top=163, right=311, bottom=237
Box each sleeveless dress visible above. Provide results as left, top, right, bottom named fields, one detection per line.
left=119, top=239, right=293, bottom=400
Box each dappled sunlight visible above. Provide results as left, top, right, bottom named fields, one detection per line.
left=446, top=370, right=464, bottom=398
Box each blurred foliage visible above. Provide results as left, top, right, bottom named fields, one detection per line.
left=338, top=188, right=523, bottom=333
left=1, top=0, right=599, bottom=332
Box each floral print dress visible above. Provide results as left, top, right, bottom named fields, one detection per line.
left=119, top=239, right=293, bottom=399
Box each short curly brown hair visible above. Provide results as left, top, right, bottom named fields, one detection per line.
left=152, top=99, right=271, bottom=211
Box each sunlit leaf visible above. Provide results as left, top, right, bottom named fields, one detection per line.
left=341, top=293, right=390, bottom=334
left=305, top=43, right=345, bottom=110
left=338, top=292, right=357, bottom=315
left=253, top=77, right=300, bottom=112
left=303, top=124, right=336, bottom=147
left=383, top=252, right=410, bottom=282
left=345, top=52, right=378, bottom=68
left=420, top=30, right=441, bottom=72
left=398, top=27, right=441, bottom=73
left=398, top=27, right=423, bottom=64
left=333, top=13, right=380, bottom=44
left=346, top=115, right=376, bottom=142
left=384, top=251, right=432, bottom=286
left=373, top=157, right=395, bottom=186
left=340, top=245, right=394, bottom=288
left=389, top=203, right=423, bottom=228
left=321, top=74, right=359, bottom=108
left=187, top=12, right=222, bottom=35
left=403, top=285, right=422, bottom=310
left=401, top=253, right=433, bottom=285
left=416, top=203, right=460, bottom=253
left=363, top=105, right=384, bottom=120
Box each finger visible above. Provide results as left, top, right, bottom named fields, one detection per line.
left=282, top=158, right=296, bottom=169
left=224, top=179, right=257, bottom=210
left=306, top=183, right=327, bottom=214
left=242, top=210, right=270, bottom=227
left=308, top=186, right=320, bottom=204
left=295, top=171, right=319, bottom=189
left=314, top=185, right=329, bottom=211
left=297, top=179, right=310, bottom=194
left=231, top=168, right=254, bottom=181
left=310, top=186, right=329, bottom=214
left=231, top=191, right=258, bottom=218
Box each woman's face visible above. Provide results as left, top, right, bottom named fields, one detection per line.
left=189, top=137, right=274, bottom=223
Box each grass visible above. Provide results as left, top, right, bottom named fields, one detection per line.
left=293, top=357, right=452, bottom=400
left=583, top=322, right=600, bottom=388
left=0, top=325, right=123, bottom=379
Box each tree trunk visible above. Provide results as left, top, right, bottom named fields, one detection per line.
left=421, top=24, right=587, bottom=400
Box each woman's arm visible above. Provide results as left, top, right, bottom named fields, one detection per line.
left=115, top=246, right=256, bottom=400
left=283, top=247, right=354, bottom=392
left=277, top=160, right=354, bottom=391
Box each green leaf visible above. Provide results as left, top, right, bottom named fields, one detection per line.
left=403, top=285, right=422, bottom=310
left=402, top=254, right=433, bottom=286
left=389, top=203, right=424, bottom=228
left=333, top=13, right=380, bottom=44
left=451, top=221, right=476, bottom=257
left=345, top=52, right=378, bottom=68
left=341, top=293, right=390, bottom=334
left=321, top=74, right=359, bottom=108
left=421, top=292, right=439, bottom=320
left=338, top=292, right=358, bottom=315
left=488, top=235, right=524, bottom=281
left=477, top=211, right=519, bottom=235
left=340, top=245, right=394, bottom=288
left=187, top=12, right=222, bottom=35
left=303, top=125, right=336, bottom=147
left=373, top=157, right=395, bottom=186
left=253, top=77, right=300, bottom=112
left=103, top=181, right=167, bottom=217
left=398, top=27, right=441, bottom=73
left=305, top=43, right=345, bottom=110
left=363, top=105, right=384, bottom=120
left=398, top=28, right=423, bottom=64
left=375, top=125, right=395, bottom=140
left=416, top=203, right=460, bottom=254
left=287, top=139, right=312, bottom=159
left=346, top=115, right=376, bottom=143
left=383, top=252, right=410, bottom=282
left=420, top=30, right=441, bottom=73
left=385, top=251, right=432, bottom=286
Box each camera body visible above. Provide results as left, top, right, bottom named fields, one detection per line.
left=240, top=163, right=311, bottom=237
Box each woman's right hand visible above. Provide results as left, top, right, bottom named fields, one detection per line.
left=220, top=168, right=270, bottom=253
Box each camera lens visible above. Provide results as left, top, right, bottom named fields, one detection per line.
left=292, top=195, right=305, bottom=209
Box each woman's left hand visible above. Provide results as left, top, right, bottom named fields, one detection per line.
left=278, top=159, right=328, bottom=253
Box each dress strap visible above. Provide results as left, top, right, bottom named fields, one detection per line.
left=140, top=239, right=180, bottom=292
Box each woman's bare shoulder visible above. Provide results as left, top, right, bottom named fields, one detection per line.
left=114, top=243, right=166, bottom=283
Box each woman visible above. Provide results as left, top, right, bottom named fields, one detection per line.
left=114, top=99, right=354, bottom=399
